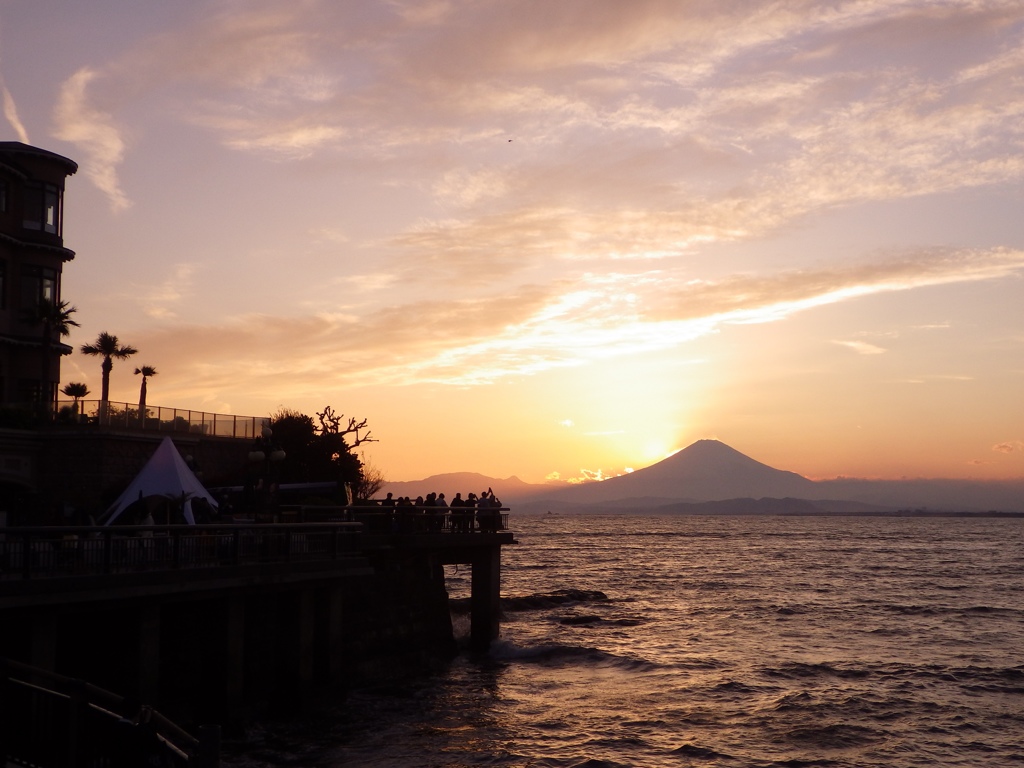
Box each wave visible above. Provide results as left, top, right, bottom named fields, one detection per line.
left=448, top=589, right=611, bottom=616
left=503, top=589, right=612, bottom=611
left=487, top=639, right=661, bottom=673
left=558, top=613, right=644, bottom=628
left=671, top=743, right=735, bottom=760
left=763, top=662, right=871, bottom=680
left=781, top=723, right=880, bottom=749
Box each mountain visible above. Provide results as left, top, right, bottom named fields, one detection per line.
left=380, top=472, right=541, bottom=503
left=524, top=439, right=819, bottom=505
left=382, top=440, right=1024, bottom=513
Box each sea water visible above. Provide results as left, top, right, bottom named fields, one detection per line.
left=224, top=514, right=1024, bottom=767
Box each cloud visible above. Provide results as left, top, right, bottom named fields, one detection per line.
left=992, top=440, right=1024, bottom=454
left=134, top=264, right=199, bottom=320
left=833, top=340, right=887, bottom=355
left=47, top=0, right=1024, bottom=231
left=52, top=68, right=131, bottom=211
left=567, top=468, right=608, bottom=484
left=1, top=79, right=29, bottom=143
left=127, top=244, right=1024, bottom=406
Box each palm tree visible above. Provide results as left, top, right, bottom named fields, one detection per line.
left=134, top=365, right=157, bottom=422
left=61, top=382, right=90, bottom=413
left=80, top=332, right=138, bottom=405
left=21, top=298, right=79, bottom=407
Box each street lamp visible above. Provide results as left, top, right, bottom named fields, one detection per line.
left=248, top=425, right=285, bottom=521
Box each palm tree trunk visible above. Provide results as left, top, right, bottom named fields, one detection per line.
left=139, top=378, right=148, bottom=425
left=99, top=356, right=113, bottom=424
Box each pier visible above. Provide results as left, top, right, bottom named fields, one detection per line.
left=0, top=509, right=514, bottom=726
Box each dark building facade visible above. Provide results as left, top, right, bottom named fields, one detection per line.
left=0, top=141, right=78, bottom=407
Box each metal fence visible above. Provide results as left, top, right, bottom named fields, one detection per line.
left=51, top=400, right=268, bottom=439
left=0, top=523, right=363, bottom=581
left=282, top=505, right=510, bottom=534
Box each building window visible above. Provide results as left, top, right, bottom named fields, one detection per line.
left=22, top=182, right=61, bottom=235
left=17, top=378, right=43, bottom=404
left=20, top=264, right=57, bottom=310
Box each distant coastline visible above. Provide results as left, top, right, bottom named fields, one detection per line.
left=522, top=507, right=1024, bottom=518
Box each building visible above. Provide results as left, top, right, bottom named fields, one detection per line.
left=0, top=141, right=78, bottom=408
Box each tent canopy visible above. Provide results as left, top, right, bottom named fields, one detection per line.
left=103, top=437, right=219, bottom=525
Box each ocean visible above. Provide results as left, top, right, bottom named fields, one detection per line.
left=224, top=513, right=1024, bottom=767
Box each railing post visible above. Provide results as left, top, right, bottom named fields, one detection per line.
left=172, top=529, right=181, bottom=568
left=103, top=529, right=113, bottom=574
left=21, top=531, right=31, bottom=580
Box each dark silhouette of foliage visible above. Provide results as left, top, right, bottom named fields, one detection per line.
left=80, top=332, right=138, bottom=403
left=268, top=407, right=365, bottom=488
left=134, top=365, right=157, bottom=417
left=21, top=298, right=79, bottom=405
left=61, top=381, right=90, bottom=412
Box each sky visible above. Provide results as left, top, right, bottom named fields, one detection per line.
left=2, top=0, right=1024, bottom=484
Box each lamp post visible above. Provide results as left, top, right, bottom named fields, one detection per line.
left=248, top=425, right=285, bottom=521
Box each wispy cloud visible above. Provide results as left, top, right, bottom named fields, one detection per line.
left=50, top=0, right=1024, bottom=225
left=135, top=245, right=1024, bottom=403
left=134, top=264, right=199, bottom=320
left=52, top=68, right=131, bottom=211
left=1, top=78, right=29, bottom=143
left=993, top=440, right=1024, bottom=454
left=833, top=340, right=887, bottom=355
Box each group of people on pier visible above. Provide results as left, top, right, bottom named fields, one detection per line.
left=375, top=488, right=505, bottom=532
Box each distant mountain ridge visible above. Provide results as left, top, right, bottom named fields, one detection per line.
left=380, top=472, right=536, bottom=503
left=383, top=440, right=1024, bottom=513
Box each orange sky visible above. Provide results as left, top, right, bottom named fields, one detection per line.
left=4, top=1, right=1024, bottom=483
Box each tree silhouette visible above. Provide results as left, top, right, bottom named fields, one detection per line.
left=61, top=381, right=90, bottom=413
left=268, top=406, right=367, bottom=488
left=21, top=298, right=79, bottom=406
left=80, top=332, right=138, bottom=404
left=134, top=365, right=158, bottom=419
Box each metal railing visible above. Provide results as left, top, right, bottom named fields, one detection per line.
left=0, top=657, right=219, bottom=767
left=50, top=399, right=268, bottom=439
left=314, top=506, right=510, bottom=534
left=235, top=505, right=510, bottom=534
left=0, top=523, right=363, bottom=581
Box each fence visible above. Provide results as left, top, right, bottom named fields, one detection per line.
left=52, top=399, right=268, bottom=439
left=0, top=523, right=363, bottom=581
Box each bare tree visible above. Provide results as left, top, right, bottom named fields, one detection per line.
left=355, top=460, right=387, bottom=500
left=316, top=405, right=377, bottom=447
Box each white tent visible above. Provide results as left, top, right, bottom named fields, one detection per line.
left=103, top=437, right=219, bottom=525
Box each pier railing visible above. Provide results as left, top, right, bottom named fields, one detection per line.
left=280, top=505, right=510, bottom=534
left=0, top=657, right=219, bottom=767
left=0, top=523, right=362, bottom=581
